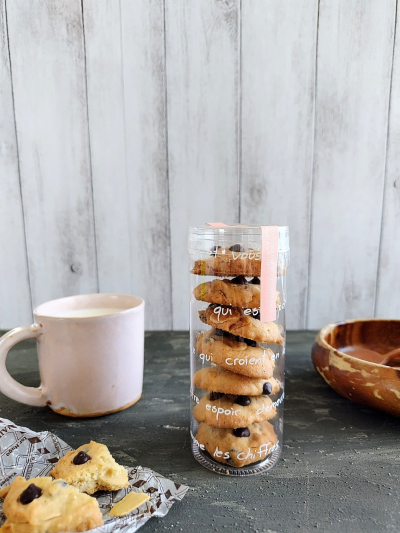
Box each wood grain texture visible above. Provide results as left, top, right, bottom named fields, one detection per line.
left=6, top=0, right=98, bottom=308
left=166, top=0, right=240, bottom=329
left=2, top=0, right=400, bottom=331
left=0, top=0, right=31, bottom=328
left=82, top=2, right=131, bottom=300
left=240, top=0, right=318, bottom=330
left=118, top=0, right=171, bottom=329
left=376, top=4, right=400, bottom=319
left=307, top=0, right=396, bottom=329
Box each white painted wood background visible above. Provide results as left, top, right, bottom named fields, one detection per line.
left=0, top=0, right=399, bottom=331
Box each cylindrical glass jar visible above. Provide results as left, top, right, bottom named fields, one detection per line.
left=188, top=224, right=289, bottom=476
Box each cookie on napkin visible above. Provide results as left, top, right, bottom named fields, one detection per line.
left=50, top=440, right=129, bottom=495
left=0, top=475, right=103, bottom=533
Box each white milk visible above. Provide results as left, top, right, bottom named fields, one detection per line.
left=56, top=308, right=126, bottom=318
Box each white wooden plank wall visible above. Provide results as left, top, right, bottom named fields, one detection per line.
left=83, top=0, right=171, bottom=329
left=0, top=0, right=31, bottom=328
left=0, top=0, right=399, bottom=331
left=82, top=1, right=129, bottom=301
left=241, top=0, right=318, bottom=330
left=5, top=0, right=98, bottom=316
left=166, top=0, right=240, bottom=330
left=376, top=2, right=400, bottom=318
left=307, top=0, right=396, bottom=329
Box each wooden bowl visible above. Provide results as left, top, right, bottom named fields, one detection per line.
left=311, top=319, right=400, bottom=417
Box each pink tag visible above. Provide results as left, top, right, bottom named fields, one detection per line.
left=206, top=223, right=248, bottom=228
left=260, top=226, right=278, bottom=323
left=206, top=222, right=230, bottom=227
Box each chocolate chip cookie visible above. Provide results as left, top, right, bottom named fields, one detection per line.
left=196, top=329, right=275, bottom=378
left=196, top=420, right=279, bottom=468
left=50, top=441, right=129, bottom=495
left=191, top=246, right=286, bottom=278
left=199, top=304, right=284, bottom=344
left=193, top=393, right=276, bottom=428
left=0, top=476, right=103, bottom=533
left=191, top=246, right=262, bottom=277
left=193, top=276, right=281, bottom=309
left=193, top=366, right=279, bottom=396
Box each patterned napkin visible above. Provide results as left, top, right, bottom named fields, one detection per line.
left=0, top=418, right=188, bottom=532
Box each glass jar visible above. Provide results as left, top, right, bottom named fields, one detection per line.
left=188, top=224, right=289, bottom=476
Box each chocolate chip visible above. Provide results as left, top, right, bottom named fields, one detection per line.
left=73, top=451, right=91, bottom=465
left=244, top=338, right=257, bottom=347
left=217, top=330, right=254, bottom=346
left=20, top=483, right=42, bottom=505
left=233, top=427, right=250, bottom=438
left=231, top=275, right=248, bottom=285
left=235, top=395, right=251, bottom=406
left=229, top=244, right=245, bottom=252
left=263, top=382, right=273, bottom=395
left=250, top=277, right=260, bottom=285
left=209, top=391, right=224, bottom=401
left=210, top=245, right=222, bottom=256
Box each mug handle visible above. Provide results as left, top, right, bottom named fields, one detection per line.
left=0, top=324, right=47, bottom=406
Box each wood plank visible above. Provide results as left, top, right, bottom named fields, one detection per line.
left=0, top=0, right=31, bottom=329
left=84, top=0, right=171, bottom=329
left=166, top=0, right=240, bottom=330
left=240, top=0, right=318, bottom=330
left=6, top=0, right=98, bottom=309
left=81, top=3, right=131, bottom=300
left=117, top=0, right=171, bottom=329
left=308, top=0, right=396, bottom=329
left=376, top=6, right=400, bottom=318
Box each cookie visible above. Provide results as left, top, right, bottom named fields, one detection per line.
left=193, top=392, right=276, bottom=428
left=197, top=329, right=275, bottom=378
left=191, top=247, right=261, bottom=277
left=193, top=277, right=281, bottom=309
left=50, top=441, right=129, bottom=495
left=0, top=476, right=103, bottom=533
left=191, top=246, right=286, bottom=278
left=196, top=420, right=279, bottom=468
left=193, top=366, right=280, bottom=396
left=199, top=304, right=284, bottom=344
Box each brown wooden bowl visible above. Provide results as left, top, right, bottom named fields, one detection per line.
left=311, top=319, right=400, bottom=417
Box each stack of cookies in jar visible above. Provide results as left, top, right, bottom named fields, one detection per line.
left=191, top=244, right=284, bottom=470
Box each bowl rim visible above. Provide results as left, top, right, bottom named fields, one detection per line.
left=317, top=318, right=400, bottom=369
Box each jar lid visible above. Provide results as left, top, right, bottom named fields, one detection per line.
left=188, top=224, right=289, bottom=253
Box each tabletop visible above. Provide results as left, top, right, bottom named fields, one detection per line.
left=0, top=330, right=399, bottom=533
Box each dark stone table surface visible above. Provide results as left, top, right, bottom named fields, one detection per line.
left=0, top=330, right=399, bottom=533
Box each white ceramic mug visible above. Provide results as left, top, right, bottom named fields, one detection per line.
left=0, top=293, right=145, bottom=417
